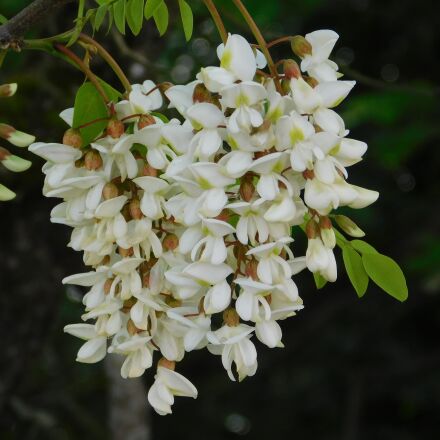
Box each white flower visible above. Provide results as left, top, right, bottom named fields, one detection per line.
left=208, top=324, right=257, bottom=382
left=148, top=367, right=198, bottom=415
left=64, top=323, right=107, bottom=364
left=301, top=30, right=340, bottom=82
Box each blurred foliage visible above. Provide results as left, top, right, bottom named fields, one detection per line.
left=1, top=0, right=440, bottom=439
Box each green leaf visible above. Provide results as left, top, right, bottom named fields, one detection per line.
left=342, top=246, right=369, bottom=298
left=351, top=239, right=378, bottom=255
left=362, top=253, right=408, bottom=302
left=178, top=0, right=193, bottom=41
left=0, top=14, right=8, bottom=24
left=113, top=0, right=126, bottom=35
left=153, top=1, right=169, bottom=36
left=126, top=0, right=145, bottom=35
left=94, top=4, right=109, bottom=31
left=72, top=81, right=120, bottom=146
left=313, top=273, right=327, bottom=290
left=144, top=0, right=163, bottom=19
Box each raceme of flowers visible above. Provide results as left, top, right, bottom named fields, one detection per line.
left=30, top=30, right=378, bottom=415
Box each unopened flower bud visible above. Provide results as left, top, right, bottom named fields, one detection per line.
left=129, top=198, right=143, bottom=220
left=0, top=83, right=17, bottom=98
left=138, top=114, right=156, bottom=129
left=0, top=123, right=35, bottom=147
left=84, top=150, right=103, bottom=170
left=290, top=35, right=312, bottom=58
left=142, top=163, right=158, bottom=177
left=245, top=259, right=258, bottom=280
left=107, top=119, right=125, bottom=138
left=158, top=358, right=176, bottom=370
left=63, top=128, right=83, bottom=148
left=0, top=147, right=31, bottom=172
left=302, top=169, right=315, bottom=180
left=0, top=184, right=16, bottom=201
left=283, top=59, right=301, bottom=79
left=319, top=217, right=336, bottom=249
left=193, top=83, right=212, bottom=103
left=334, top=215, right=365, bottom=238
left=305, top=219, right=319, bottom=239
left=223, top=307, right=240, bottom=327
left=102, top=182, right=119, bottom=200
left=163, top=233, right=179, bottom=251
left=239, top=175, right=255, bottom=202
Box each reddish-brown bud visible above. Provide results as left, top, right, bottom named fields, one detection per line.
left=239, top=174, right=255, bottom=202
left=290, top=35, right=312, bottom=58
left=107, top=119, right=125, bottom=138
left=63, top=128, right=83, bottom=148
left=142, top=163, right=158, bottom=177
left=138, top=114, right=156, bottom=129
left=283, top=59, right=301, bottom=80
left=192, top=83, right=212, bottom=103
left=118, top=246, right=134, bottom=258
left=102, top=182, right=119, bottom=200
left=319, top=216, right=333, bottom=230
left=223, top=307, right=240, bottom=327
left=305, top=219, right=320, bottom=239
left=129, top=198, right=143, bottom=220
left=245, top=259, right=259, bottom=280
left=158, top=358, right=176, bottom=370
left=302, top=169, right=315, bottom=180
left=215, top=209, right=230, bottom=223
left=84, top=150, right=103, bottom=170
left=163, top=233, right=179, bottom=251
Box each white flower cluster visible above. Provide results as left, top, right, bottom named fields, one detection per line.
left=30, top=30, right=378, bottom=415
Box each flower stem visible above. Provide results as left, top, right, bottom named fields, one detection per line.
left=78, top=33, right=132, bottom=93
left=266, top=36, right=292, bottom=49
left=203, top=0, right=228, bottom=44
left=54, top=43, right=112, bottom=108
left=232, top=0, right=282, bottom=93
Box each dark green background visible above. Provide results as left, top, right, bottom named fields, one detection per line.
left=1, top=0, right=439, bottom=438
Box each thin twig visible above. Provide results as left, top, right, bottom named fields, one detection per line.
left=54, top=43, right=111, bottom=107
left=79, top=33, right=132, bottom=93
left=202, top=0, right=228, bottom=44
left=0, top=0, right=76, bottom=50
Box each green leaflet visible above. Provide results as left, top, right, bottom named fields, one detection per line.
left=126, top=0, right=145, bottom=35
left=350, top=239, right=378, bottom=255
left=72, top=81, right=121, bottom=146
left=342, top=246, right=369, bottom=297
left=94, top=4, right=109, bottom=31
left=153, top=1, right=169, bottom=36
left=362, top=253, right=408, bottom=302
left=144, top=0, right=163, bottom=19
left=178, top=0, right=194, bottom=41
left=113, top=0, right=126, bottom=35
